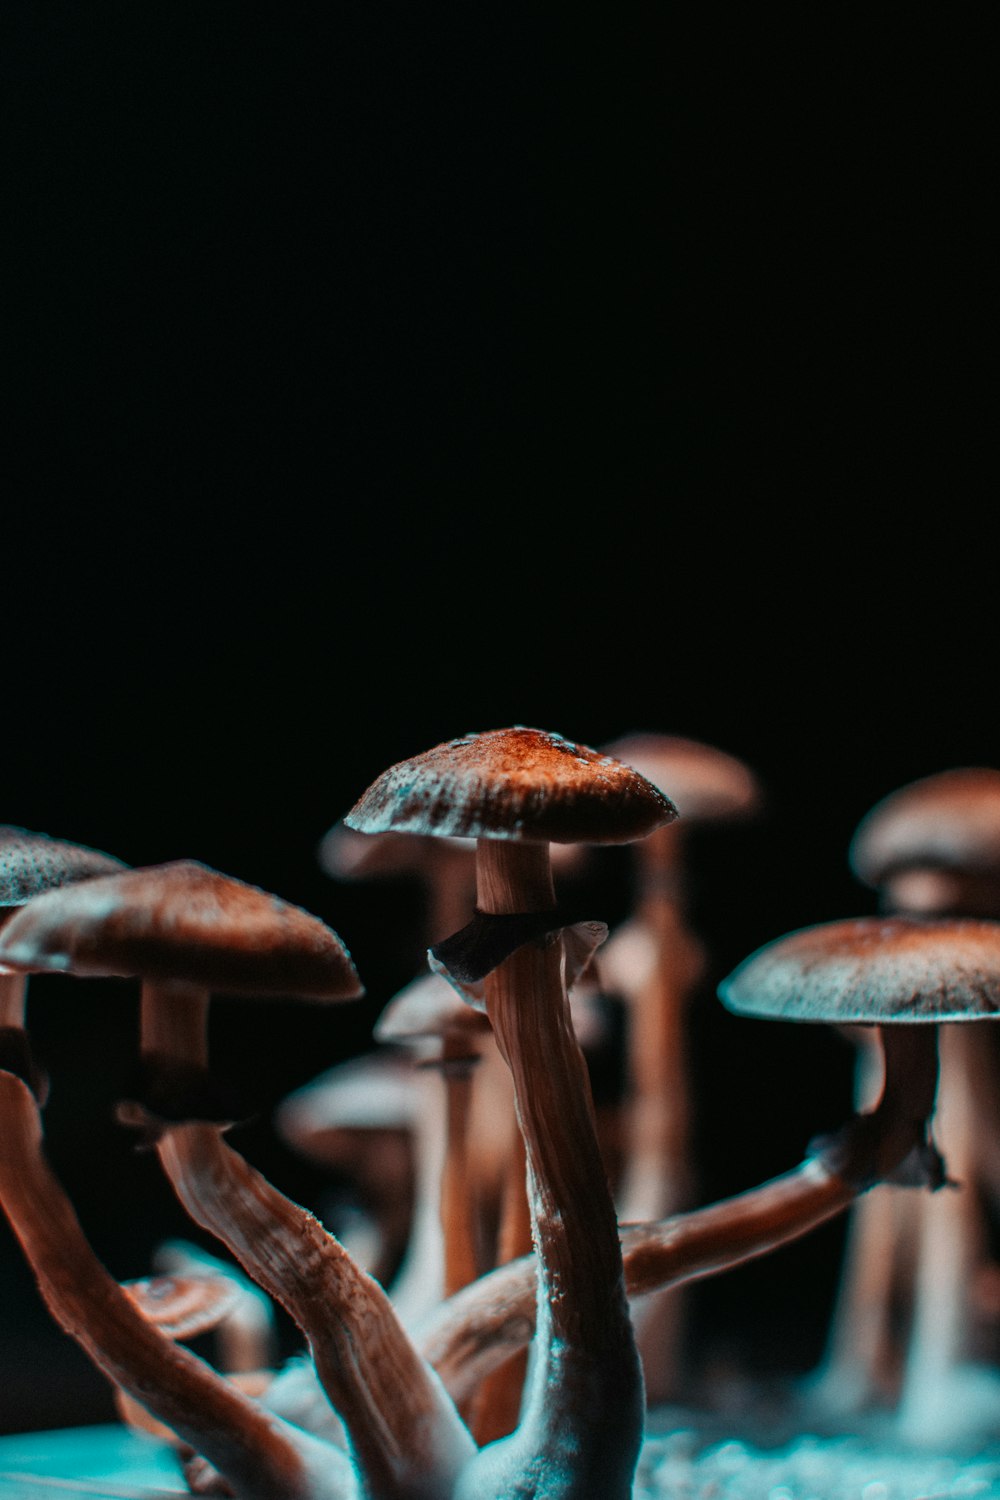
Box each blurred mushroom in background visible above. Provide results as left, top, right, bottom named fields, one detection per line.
left=811, top=768, right=1000, bottom=1445
left=598, top=733, right=762, bottom=1403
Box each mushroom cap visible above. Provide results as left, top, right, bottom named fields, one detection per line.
left=373, top=970, right=492, bottom=1047
left=0, top=859, right=362, bottom=1002
left=600, top=733, right=760, bottom=823
left=850, top=768, right=1000, bottom=888
left=0, top=825, right=127, bottom=907
left=318, top=822, right=475, bottom=881
left=719, top=915, right=1000, bottom=1025
left=276, top=1050, right=418, bottom=1145
left=345, top=726, right=678, bottom=845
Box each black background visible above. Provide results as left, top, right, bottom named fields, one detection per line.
left=2, top=4, right=996, bottom=1435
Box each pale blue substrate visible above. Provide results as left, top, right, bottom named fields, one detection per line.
left=2, top=1421, right=1000, bottom=1499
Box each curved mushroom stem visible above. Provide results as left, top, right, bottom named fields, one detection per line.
left=0, top=1071, right=355, bottom=1500
left=454, top=839, right=644, bottom=1500
left=140, top=981, right=476, bottom=1500
left=418, top=1022, right=941, bottom=1410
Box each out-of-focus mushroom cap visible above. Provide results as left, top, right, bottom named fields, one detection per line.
left=374, top=971, right=492, bottom=1046
left=719, top=915, right=1000, bottom=1024
left=850, top=768, right=1000, bottom=888
left=318, top=823, right=475, bottom=880
left=345, top=726, right=678, bottom=846
left=276, top=1050, right=418, bottom=1147
left=601, top=734, right=760, bottom=823
left=0, top=825, right=127, bottom=907
left=0, top=860, right=362, bottom=1002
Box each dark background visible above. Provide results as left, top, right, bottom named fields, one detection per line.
left=2, top=4, right=996, bottom=1435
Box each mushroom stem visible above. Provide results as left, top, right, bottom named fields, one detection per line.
left=0, top=1071, right=354, bottom=1500
left=455, top=838, right=643, bottom=1500
left=138, top=978, right=475, bottom=1498
left=895, top=1021, right=987, bottom=1443
left=418, top=1021, right=941, bottom=1408
left=385, top=1062, right=450, bottom=1327
left=157, top=1124, right=475, bottom=1498
left=0, top=971, right=27, bottom=1028
left=439, top=1045, right=482, bottom=1299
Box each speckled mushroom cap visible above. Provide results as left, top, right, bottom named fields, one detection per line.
left=601, top=734, right=760, bottom=823
left=345, top=726, right=678, bottom=845
left=0, top=825, right=127, bottom=907
left=0, top=860, right=362, bottom=1002
left=374, top=971, right=492, bottom=1046
left=719, top=915, right=1000, bottom=1025
left=850, top=768, right=1000, bottom=888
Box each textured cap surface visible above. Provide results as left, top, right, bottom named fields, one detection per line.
left=851, top=768, right=1000, bottom=887
left=719, top=915, right=1000, bottom=1024
left=0, top=825, right=127, bottom=907
left=0, top=860, right=362, bottom=1001
left=345, top=726, right=678, bottom=845
left=602, top=733, right=760, bottom=823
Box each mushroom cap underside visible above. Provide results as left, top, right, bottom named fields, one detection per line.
left=1, top=824, right=127, bottom=907
left=0, top=859, right=362, bottom=1001
left=601, top=732, right=761, bottom=823
left=719, top=915, right=1000, bottom=1024
left=850, top=767, right=1000, bottom=887
left=345, top=726, right=678, bottom=845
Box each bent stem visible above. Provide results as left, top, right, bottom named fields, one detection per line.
left=141, top=981, right=475, bottom=1500
left=0, top=1071, right=352, bottom=1500
left=456, top=839, right=644, bottom=1500
left=420, top=1022, right=940, bottom=1408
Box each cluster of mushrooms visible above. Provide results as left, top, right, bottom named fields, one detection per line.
left=3, top=727, right=1000, bottom=1500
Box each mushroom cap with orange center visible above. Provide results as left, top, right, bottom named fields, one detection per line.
left=345, top=726, right=678, bottom=845
left=850, top=768, right=1000, bottom=888
left=0, top=859, right=362, bottom=1002
left=719, top=915, right=1000, bottom=1026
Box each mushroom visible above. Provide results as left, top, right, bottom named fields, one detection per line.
left=408, top=912, right=950, bottom=1415
left=0, top=1062, right=359, bottom=1499
left=373, top=970, right=493, bottom=1322
left=817, top=767, right=1000, bottom=1443
left=150, top=1238, right=278, bottom=1375
left=1, top=822, right=127, bottom=1041
left=345, top=725, right=676, bottom=1500
left=276, top=1047, right=419, bottom=1287
left=0, top=859, right=477, bottom=1500
left=598, top=733, right=761, bottom=1401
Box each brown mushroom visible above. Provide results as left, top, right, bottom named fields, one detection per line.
left=373, top=970, right=492, bottom=1318
left=821, top=768, right=1000, bottom=1444
left=345, top=725, right=676, bottom=1499
left=0, top=859, right=477, bottom=1500
left=599, top=733, right=761, bottom=1402
left=276, top=1047, right=419, bottom=1286
left=409, top=912, right=956, bottom=1415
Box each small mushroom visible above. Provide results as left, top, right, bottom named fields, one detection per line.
left=373, top=970, right=493, bottom=1319
left=0, top=859, right=476, bottom=1500
left=346, top=725, right=676, bottom=1500
left=276, top=1047, right=419, bottom=1286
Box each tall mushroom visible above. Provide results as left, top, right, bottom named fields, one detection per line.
left=409, top=912, right=952, bottom=1418
left=828, top=767, right=1000, bottom=1443
left=0, top=858, right=477, bottom=1500
left=598, top=733, right=761, bottom=1401
left=345, top=725, right=677, bottom=1500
